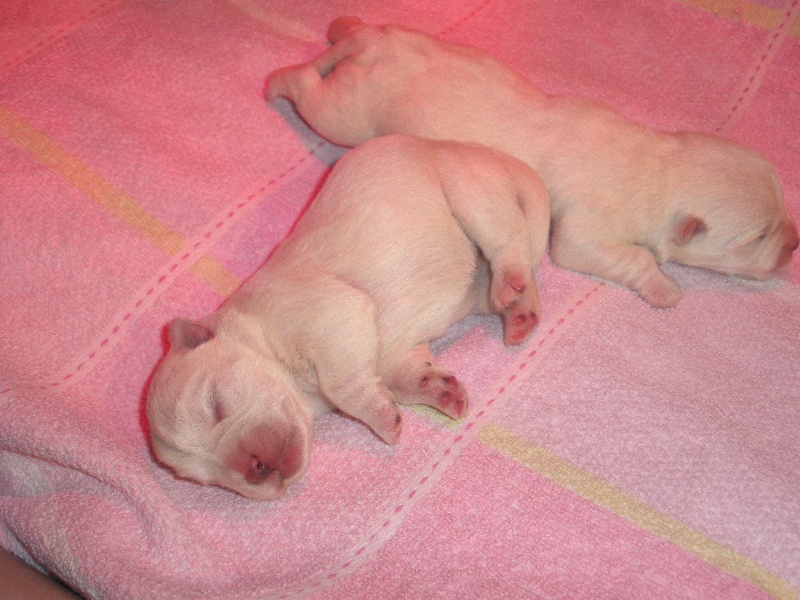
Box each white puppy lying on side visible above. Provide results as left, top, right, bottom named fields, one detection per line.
left=267, top=17, right=799, bottom=308
left=147, top=135, right=549, bottom=500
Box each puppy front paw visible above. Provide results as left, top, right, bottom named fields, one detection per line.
left=390, top=355, right=470, bottom=420
left=369, top=396, right=403, bottom=445
left=638, top=274, right=682, bottom=309
left=418, top=369, right=468, bottom=420
left=503, top=306, right=539, bottom=345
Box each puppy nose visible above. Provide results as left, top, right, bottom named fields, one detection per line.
left=788, top=226, right=799, bottom=252
left=242, top=427, right=304, bottom=485
left=776, top=222, right=799, bottom=268
left=246, top=455, right=279, bottom=484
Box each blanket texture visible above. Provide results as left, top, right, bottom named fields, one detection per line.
left=1, top=0, right=798, bottom=598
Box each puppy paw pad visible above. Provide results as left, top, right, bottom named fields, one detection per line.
left=504, top=310, right=538, bottom=345
left=493, top=271, right=529, bottom=310
left=641, top=280, right=682, bottom=309
left=433, top=376, right=467, bottom=418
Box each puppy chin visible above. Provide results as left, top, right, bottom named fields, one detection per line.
left=739, top=263, right=792, bottom=282
left=732, top=248, right=796, bottom=281
left=228, top=473, right=290, bottom=501
left=707, top=259, right=792, bottom=283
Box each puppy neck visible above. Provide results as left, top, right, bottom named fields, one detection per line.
left=215, top=307, right=272, bottom=356
left=647, top=133, right=724, bottom=262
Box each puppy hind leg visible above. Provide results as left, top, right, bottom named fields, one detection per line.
left=438, top=149, right=542, bottom=344
left=505, top=157, right=551, bottom=266
left=389, top=344, right=468, bottom=420
left=477, top=248, right=540, bottom=345
left=493, top=158, right=550, bottom=344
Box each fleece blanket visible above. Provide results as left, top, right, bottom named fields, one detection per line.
left=1, top=0, right=799, bottom=598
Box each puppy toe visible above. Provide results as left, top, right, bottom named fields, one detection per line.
left=491, top=269, right=529, bottom=312
left=391, top=355, right=470, bottom=420
left=497, top=274, right=541, bottom=345
left=373, top=402, right=403, bottom=445
left=503, top=308, right=539, bottom=345
left=428, top=374, right=469, bottom=420
left=397, top=368, right=469, bottom=419
left=640, top=278, right=682, bottom=309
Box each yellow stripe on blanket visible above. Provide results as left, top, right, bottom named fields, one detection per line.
left=0, top=106, right=240, bottom=297
left=480, top=423, right=798, bottom=600
left=682, top=0, right=800, bottom=36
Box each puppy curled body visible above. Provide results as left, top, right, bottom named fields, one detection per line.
left=267, top=17, right=799, bottom=308
left=147, top=135, right=550, bottom=500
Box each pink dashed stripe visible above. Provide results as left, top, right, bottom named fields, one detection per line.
left=713, top=0, right=800, bottom=135
left=0, top=141, right=326, bottom=398
left=0, top=0, right=121, bottom=77
left=438, top=0, right=496, bottom=37
left=277, top=282, right=608, bottom=599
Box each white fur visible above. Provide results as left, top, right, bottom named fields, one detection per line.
left=147, top=135, right=550, bottom=499
left=267, top=17, right=799, bottom=308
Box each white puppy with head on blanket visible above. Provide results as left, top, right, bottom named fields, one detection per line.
left=267, top=17, right=799, bottom=308
left=147, top=135, right=549, bottom=500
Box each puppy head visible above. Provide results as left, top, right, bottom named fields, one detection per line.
left=663, top=133, right=798, bottom=279
left=147, top=317, right=313, bottom=500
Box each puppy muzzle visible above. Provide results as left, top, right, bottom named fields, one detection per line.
left=243, top=426, right=305, bottom=484
left=225, top=420, right=309, bottom=499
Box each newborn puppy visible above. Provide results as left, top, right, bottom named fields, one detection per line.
left=267, top=17, right=799, bottom=308
left=147, top=135, right=549, bottom=500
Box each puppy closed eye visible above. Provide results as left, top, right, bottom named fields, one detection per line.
left=752, top=227, right=773, bottom=247
left=207, top=388, right=227, bottom=424
left=737, top=225, right=771, bottom=250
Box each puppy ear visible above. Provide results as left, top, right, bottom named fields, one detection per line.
left=168, top=318, right=214, bottom=351
left=673, top=215, right=708, bottom=246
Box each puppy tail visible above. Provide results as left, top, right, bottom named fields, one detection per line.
left=327, top=16, right=366, bottom=43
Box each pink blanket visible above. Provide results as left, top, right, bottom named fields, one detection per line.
left=1, top=0, right=798, bottom=598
